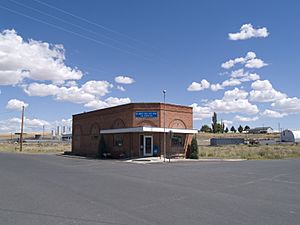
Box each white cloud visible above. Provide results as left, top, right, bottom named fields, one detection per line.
left=0, top=117, right=50, bottom=133
left=261, top=109, right=287, bottom=118
left=55, top=86, right=96, bottom=104
left=228, top=24, right=269, bottom=41
left=84, top=97, right=131, bottom=110
left=221, top=52, right=267, bottom=69
left=24, top=83, right=59, bottom=96
left=6, top=99, right=28, bottom=111
left=208, top=88, right=259, bottom=115
left=187, top=79, right=210, bottom=91
left=210, top=83, right=223, bottom=92
left=190, top=103, right=212, bottom=121
left=222, top=120, right=233, bottom=128
left=24, top=80, right=114, bottom=105
left=239, top=73, right=260, bottom=82
left=271, top=97, right=300, bottom=113
left=250, top=80, right=287, bottom=102
left=117, top=85, right=125, bottom=91
left=0, top=29, right=83, bottom=85
left=114, top=76, right=135, bottom=84
left=223, top=88, right=248, bottom=100
left=81, top=80, right=113, bottom=96
left=222, top=78, right=241, bottom=87
left=209, top=69, right=260, bottom=92
left=235, top=115, right=259, bottom=122
left=245, top=58, right=268, bottom=69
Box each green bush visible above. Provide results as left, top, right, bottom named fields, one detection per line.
left=189, top=137, right=199, bottom=159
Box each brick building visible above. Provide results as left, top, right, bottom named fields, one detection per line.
left=72, top=103, right=197, bottom=158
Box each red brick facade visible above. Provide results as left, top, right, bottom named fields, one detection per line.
left=72, top=103, right=195, bottom=158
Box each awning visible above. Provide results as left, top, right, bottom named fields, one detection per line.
left=100, top=126, right=198, bottom=134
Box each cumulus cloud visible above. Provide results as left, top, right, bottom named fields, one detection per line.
left=210, top=83, right=223, bottom=92
left=117, top=85, right=125, bottom=91
left=84, top=97, right=131, bottom=110
left=208, top=69, right=260, bottom=92
left=208, top=88, right=259, bottom=115
left=223, top=88, right=248, bottom=100
left=228, top=24, right=269, bottom=41
left=234, top=115, right=259, bottom=122
left=23, top=80, right=115, bottom=105
left=208, top=98, right=258, bottom=115
left=81, top=80, right=113, bottom=96
left=187, top=79, right=210, bottom=91
left=190, top=103, right=213, bottom=121
left=222, top=120, right=233, bottom=128
left=222, top=78, right=241, bottom=87
left=114, top=76, right=135, bottom=84
left=271, top=97, right=300, bottom=113
left=0, top=29, right=83, bottom=85
left=6, top=99, right=28, bottom=111
left=261, top=109, right=287, bottom=118
left=221, top=52, right=267, bottom=69
left=0, top=117, right=50, bottom=133
left=250, top=80, right=287, bottom=102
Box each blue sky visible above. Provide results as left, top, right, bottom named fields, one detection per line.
left=0, top=0, right=300, bottom=133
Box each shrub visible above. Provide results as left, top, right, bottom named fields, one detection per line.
left=189, top=136, right=199, bottom=159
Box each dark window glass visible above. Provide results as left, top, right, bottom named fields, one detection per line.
left=113, top=134, right=123, bottom=147
left=171, top=135, right=183, bottom=147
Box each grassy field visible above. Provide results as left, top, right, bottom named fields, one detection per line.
left=195, top=132, right=300, bottom=159
left=198, top=144, right=300, bottom=159
left=0, top=142, right=71, bottom=154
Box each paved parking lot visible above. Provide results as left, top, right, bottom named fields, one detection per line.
left=0, top=152, right=299, bottom=225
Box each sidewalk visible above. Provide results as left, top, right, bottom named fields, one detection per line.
left=126, top=157, right=247, bottom=164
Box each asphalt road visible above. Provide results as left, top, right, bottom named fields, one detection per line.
left=0, top=153, right=299, bottom=225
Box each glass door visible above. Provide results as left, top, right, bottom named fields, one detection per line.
left=143, top=136, right=153, bottom=156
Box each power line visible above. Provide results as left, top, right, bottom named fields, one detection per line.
left=32, top=0, right=155, bottom=49
left=8, top=0, right=149, bottom=54
left=0, top=4, right=153, bottom=60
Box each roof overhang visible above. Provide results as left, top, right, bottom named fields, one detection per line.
left=100, top=126, right=198, bottom=134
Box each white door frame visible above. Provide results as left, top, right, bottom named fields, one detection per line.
left=143, top=135, right=153, bottom=156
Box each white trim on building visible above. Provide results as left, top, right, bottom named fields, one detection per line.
left=100, top=126, right=198, bottom=134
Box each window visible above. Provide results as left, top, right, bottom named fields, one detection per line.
left=171, top=135, right=183, bottom=147
left=113, top=134, right=123, bottom=147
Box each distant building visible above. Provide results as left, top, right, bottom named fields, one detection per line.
left=281, top=129, right=300, bottom=143
left=248, top=127, right=273, bottom=134
left=210, top=138, right=244, bottom=146
left=62, top=133, right=72, bottom=142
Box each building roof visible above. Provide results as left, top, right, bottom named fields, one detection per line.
left=100, top=126, right=198, bottom=134
left=248, top=127, right=273, bottom=131
left=73, top=102, right=192, bottom=117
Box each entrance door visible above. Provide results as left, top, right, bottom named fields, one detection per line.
left=143, top=136, right=153, bottom=156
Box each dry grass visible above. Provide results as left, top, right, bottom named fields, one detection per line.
left=0, top=142, right=71, bottom=154
left=196, top=132, right=280, bottom=146
left=199, top=144, right=300, bottom=159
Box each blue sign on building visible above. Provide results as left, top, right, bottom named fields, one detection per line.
left=135, top=111, right=158, bottom=118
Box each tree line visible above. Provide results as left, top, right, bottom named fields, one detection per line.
left=200, top=112, right=250, bottom=133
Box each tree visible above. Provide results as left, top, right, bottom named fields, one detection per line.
left=238, top=125, right=244, bottom=133
left=211, top=112, right=217, bottom=133
left=98, top=134, right=107, bottom=158
left=244, top=125, right=250, bottom=131
left=215, top=123, right=223, bottom=133
left=225, top=127, right=229, bottom=133
left=200, top=124, right=212, bottom=133
left=230, top=126, right=236, bottom=133
left=189, top=136, right=199, bottom=159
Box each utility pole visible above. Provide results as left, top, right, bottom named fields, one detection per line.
left=163, top=90, right=166, bottom=162
left=42, top=125, right=45, bottom=139
left=20, top=106, right=25, bottom=152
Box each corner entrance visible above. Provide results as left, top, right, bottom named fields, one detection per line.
left=143, top=135, right=153, bottom=156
